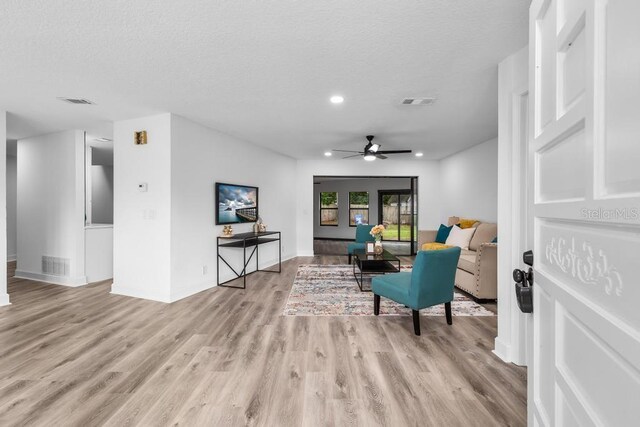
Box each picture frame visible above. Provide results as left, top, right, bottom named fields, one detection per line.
left=366, top=242, right=375, bottom=254
left=215, top=182, right=259, bottom=225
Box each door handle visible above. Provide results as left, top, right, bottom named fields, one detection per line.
left=514, top=250, right=534, bottom=313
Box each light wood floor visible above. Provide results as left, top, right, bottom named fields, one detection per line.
left=0, top=258, right=526, bottom=426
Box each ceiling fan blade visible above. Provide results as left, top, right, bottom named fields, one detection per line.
left=376, top=150, right=412, bottom=154
left=342, top=154, right=363, bottom=159
left=333, top=149, right=363, bottom=153
left=375, top=154, right=388, bottom=159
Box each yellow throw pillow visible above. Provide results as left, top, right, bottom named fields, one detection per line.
left=459, top=218, right=478, bottom=229
left=421, top=242, right=453, bottom=251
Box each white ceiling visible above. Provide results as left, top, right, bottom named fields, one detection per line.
left=0, top=0, right=529, bottom=160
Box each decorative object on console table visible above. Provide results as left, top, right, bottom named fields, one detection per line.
left=370, top=224, right=386, bottom=255
left=221, top=225, right=234, bottom=238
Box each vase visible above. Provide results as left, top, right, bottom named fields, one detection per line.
left=374, top=240, right=383, bottom=255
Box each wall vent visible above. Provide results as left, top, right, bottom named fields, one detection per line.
left=42, top=256, right=70, bottom=277
left=57, top=97, right=95, bottom=105
left=401, top=97, right=436, bottom=106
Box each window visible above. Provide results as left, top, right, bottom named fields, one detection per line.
left=319, top=192, right=338, bottom=226
left=349, top=192, right=369, bottom=226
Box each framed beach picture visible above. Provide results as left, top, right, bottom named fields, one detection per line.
left=215, top=182, right=259, bottom=225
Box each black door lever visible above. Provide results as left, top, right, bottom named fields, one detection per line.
left=514, top=250, right=533, bottom=313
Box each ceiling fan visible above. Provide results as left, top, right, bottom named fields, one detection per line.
left=333, top=135, right=412, bottom=161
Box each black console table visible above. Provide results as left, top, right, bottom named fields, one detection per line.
left=217, top=231, right=282, bottom=289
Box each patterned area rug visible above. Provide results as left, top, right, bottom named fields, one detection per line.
left=283, top=264, right=495, bottom=317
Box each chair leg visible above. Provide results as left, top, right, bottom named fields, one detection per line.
left=348, top=254, right=351, bottom=264
left=374, top=294, right=380, bottom=316
left=445, top=302, right=452, bottom=325
left=412, top=310, right=421, bottom=335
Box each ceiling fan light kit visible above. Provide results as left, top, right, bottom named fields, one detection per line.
left=332, top=135, right=412, bottom=161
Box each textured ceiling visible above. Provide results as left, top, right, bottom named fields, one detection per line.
left=0, top=0, right=529, bottom=159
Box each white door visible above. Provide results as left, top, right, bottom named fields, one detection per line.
left=528, top=0, right=640, bottom=425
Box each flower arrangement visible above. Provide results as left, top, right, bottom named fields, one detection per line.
left=370, top=224, right=385, bottom=241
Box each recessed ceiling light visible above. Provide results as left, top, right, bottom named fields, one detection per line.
left=94, top=138, right=112, bottom=142
left=415, top=152, right=424, bottom=157
left=330, top=95, right=344, bottom=104
left=324, top=151, right=332, bottom=157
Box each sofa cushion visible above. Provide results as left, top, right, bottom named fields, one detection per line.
left=445, top=225, right=476, bottom=250
left=421, top=242, right=452, bottom=251
left=458, top=253, right=477, bottom=274
left=469, top=222, right=498, bottom=251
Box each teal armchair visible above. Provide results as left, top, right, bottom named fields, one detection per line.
left=347, top=224, right=375, bottom=263
left=372, top=247, right=461, bottom=335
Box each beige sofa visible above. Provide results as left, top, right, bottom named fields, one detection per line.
left=418, top=217, right=497, bottom=300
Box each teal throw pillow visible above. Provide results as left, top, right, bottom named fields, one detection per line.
left=435, top=224, right=453, bottom=243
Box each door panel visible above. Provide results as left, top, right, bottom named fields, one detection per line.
left=529, top=0, right=640, bottom=425
left=601, top=0, right=640, bottom=196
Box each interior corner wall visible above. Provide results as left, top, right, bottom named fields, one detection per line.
left=6, top=154, right=17, bottom=261
left=112, top=113, right=172, bottom=302
left=15, top=130, right=86, bottom=286
left=313, top=177, right=412, bottom=239
left=170, top=114, right=297, bottom=302
left=296, top=160, right=441, bottom=256
left=439, top=138, right=499, bottom=223
left=0, top=112, right=8, bottom=306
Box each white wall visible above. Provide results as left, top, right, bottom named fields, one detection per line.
left=112, top=113, right=172, bottom=302
left=170, top=115, right=297, bottom=301
left=6, top=154, right=17, bottom=261
left=15, top=130, right=86, bottom=286
left=0, top=113, right=8, bottom=306
left=296, top=159, right=441, bottom=256
left=313, top=177, right=412, bottom=239
left=439, top=138, right=498, bottom=223
left=91, top=165, right=114, bottom=224
left=113, top=113, right=297, bottom=303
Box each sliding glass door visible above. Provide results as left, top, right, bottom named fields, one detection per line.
left=378, top=190, right=412, bottom=242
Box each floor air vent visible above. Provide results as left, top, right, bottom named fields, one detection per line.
left=42, top=256, right=70, bottom=277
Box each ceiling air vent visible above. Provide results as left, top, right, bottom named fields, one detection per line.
left=401, top=97, right=436, bottom=106
left=57, top=97, right=95, bottom=105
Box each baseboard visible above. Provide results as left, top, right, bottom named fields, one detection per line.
left=297, top=251, right=315, bottom=257
left=7, top=254, right=16, bottom=262
left=14, top=270, right=88, bottom=287
left=170, top=280, right=215, bottom=303
left=493, top=337, right=511, bottom=363
left=110, top=283, right=171, bottom=303
left=0, top=293, right=10, bottom=307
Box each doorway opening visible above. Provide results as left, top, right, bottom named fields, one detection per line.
left=313, top=175, right=418, bottom=257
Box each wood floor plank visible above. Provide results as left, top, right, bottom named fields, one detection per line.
left=0, top=258, right=527, bottom=426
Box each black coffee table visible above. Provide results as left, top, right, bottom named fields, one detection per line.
left=352, top=248, right=401, bottom=292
